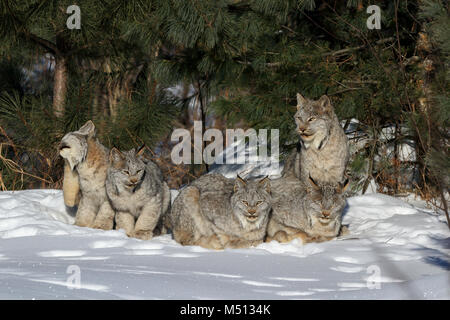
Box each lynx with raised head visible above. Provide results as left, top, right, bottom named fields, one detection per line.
left=59, top=120, right=115, bottom=230
left=286, top=93, right=349, bottom=185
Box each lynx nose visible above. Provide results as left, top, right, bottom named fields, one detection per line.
left=130, top=178, right=138, bottom=184
left=247, top=208, right=257, bottom=215
left=321, top=210, right=331, bottom=218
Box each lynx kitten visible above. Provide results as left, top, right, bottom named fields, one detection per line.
left=106, top=147, right=171, bottom=240
left=167, top=173, right=272, bottom=250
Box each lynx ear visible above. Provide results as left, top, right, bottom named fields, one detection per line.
left=77, top=120, right=96, bottom=137
left=136, top=144, right=152, bottom=163
left=258, top=176, right=271, bottom=193
left=318, top=95, right=332, bottom=112
left=308, top=175, right=320, bottom=191
left=296, top=93, right=307, bottom=110
left=338, top=178, right=350, bottom=193
left=234, top=175, right=247, bottom=192
left=109, top=147, right=124, bottom=163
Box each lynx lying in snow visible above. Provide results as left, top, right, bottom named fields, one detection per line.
left=167, top=174, right=272, bottom=249
left=106, top=147, right=171, bottom=240
left=288, top=93, right=349, bottom=185
left=59, top=120, right=115, bottom=230
left=267, top=175, right=349, bottom=243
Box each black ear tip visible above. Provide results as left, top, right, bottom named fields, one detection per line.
left=136, top=144, right=147, bottom=156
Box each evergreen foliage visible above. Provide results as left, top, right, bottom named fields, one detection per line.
left=0, top=0, right=448, bottom=215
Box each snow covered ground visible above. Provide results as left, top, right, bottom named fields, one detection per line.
left=0, top=189, right=448, bottom=299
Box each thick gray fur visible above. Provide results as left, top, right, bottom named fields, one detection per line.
left=167, top=173, right=272, bottom=249
left=106, top=147, right=171, bottom=240
left=288, top=94, right=349, bottom=184
left=267, top=175, right=348, bottom=243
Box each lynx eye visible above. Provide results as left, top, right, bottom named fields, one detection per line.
left=308, top=117, right=316, bottom=122
left=256, top=201, right=263, bottom=206
left=242, top=201, right=249, bottom=206
left=123, top=170, right=130, bottom=175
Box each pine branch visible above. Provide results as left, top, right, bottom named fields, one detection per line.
left=321, top=37, right=395, bottom=57
left=23, top=31, right=59, bottom=55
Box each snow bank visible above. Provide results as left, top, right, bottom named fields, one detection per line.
left=0, top=189, right=448, bottom=299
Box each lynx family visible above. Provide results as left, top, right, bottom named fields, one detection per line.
left=167, top=174, right=272, bottom=249
left=59, top=120, right=115, bottom=230
left=106, top=147, right=171, bottom=240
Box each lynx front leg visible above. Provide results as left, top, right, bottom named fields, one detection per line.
left=196, top=234, right=223, bottom=250
left=267, top=229, right=309, bottom=244
left=226, top=238, right=261, bottom=249
left=286, top=230, right=309, bottom=243
left=74, top=196, right=97, bottom=228
left=133, top=198, right=162, bottom=240
left=115, top=211, right=135, bottom=237
left=92, top=201, right=115, bottom=230
left=63, top=160, right=80, bottom=208
left=267, top=230, right=289, bottom=243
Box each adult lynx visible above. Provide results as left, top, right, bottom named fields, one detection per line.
left=167, top=174, right=272, bottom=250
left=267, top=175, right=348, bottom=243
left=288, top=94, right=349, bottom=184
left=59, top=120, right=115, bottom=230
left=106, top=147, right=170, bottom=240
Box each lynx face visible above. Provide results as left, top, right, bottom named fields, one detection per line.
left=108, top=148, right=146, bottom=192
left=59, top=120, right=95, bottom=170
left=294, top=94, right=334, bottom=149
left=231, top=176, right=271, bottom=230
left=306, top=178, right=348, bottom=227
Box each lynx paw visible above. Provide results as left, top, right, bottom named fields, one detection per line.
left=339, top=225, right=350, bottom=236
left=269, top=230, right=289, bottom=243
left=91, top=219, right=114, bottom=230
left=133, top=230, right=153, bottom=240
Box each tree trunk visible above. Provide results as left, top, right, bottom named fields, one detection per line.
left=53, top=55, right=68, bottom=118
left=195, top=80, right=209, bottom=172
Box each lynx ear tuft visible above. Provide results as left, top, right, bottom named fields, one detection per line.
left=77, top=120, right=96, bottom=137
left=296, top=93, right=306, bottom=110
left=109, top=147, right=124, bottom=163
left=308, top=175, right=320, bottom=191
left=258, top=176, right=271, bottom=193
left=136, top=144, right=152, bottom=163
left=338, top=178, right=350, bottom=193
left=234, top=175, right=247, bottom=192
left=136, top=144, right=146, bottom=156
